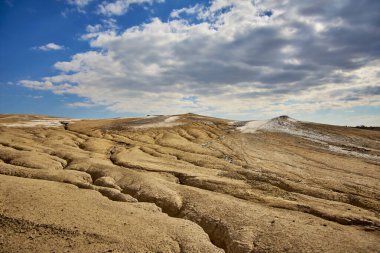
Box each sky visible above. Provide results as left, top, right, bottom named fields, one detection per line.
left=0, top=0, right=379, bottom=125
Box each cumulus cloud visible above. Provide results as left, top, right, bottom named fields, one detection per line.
left=98, top=0, right=165, bottom=16
left=33, top=43, right=65, bottom=51
left=170, top=4, right=205, bottom=19
left=21, top=0, right=380, bottom=118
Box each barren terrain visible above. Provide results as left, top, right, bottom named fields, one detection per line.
left=0, top=113, right=379, bottom=253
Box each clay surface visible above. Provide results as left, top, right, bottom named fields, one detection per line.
left=0, top=113, right=379, bottom=252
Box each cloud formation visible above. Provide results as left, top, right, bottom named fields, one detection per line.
left=21, top=0, right=380, bottom=118
left=33, top=43, right=65, bottom=51
left=98, top=0, right=165, bottom=16
left=66, top=0, right=93, bottom=8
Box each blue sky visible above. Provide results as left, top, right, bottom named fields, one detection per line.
left=1, top=0, right=379, bottom=125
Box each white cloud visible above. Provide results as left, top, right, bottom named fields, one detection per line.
left=84, top=19, right=118, bottom=36
left=21, top=0, right=380, bottom=122
left=67, top=101, right=96, bottom=108
left=34, top=43, right=65, bottom=51
left=26, top=95, right=43, bottom=99
left=98, top=0, right=165, bottom=16
left=20, top=80, right=54, bottom=90
left=170, top=4, right=205, bottom=19
left=66, top=0, right=93, bottom=8
left=86, top=24, right=102, bottom=33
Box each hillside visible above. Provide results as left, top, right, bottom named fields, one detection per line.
left=0, top=113, right=379, bottom=253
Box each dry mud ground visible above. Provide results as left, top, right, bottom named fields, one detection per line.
left=0, top=114, right=379, bottom=253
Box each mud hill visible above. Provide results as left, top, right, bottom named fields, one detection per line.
left=0, top=113, right=379, bottom=253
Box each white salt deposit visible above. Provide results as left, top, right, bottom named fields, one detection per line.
left=133, top=116, right=182, bottom=129
left=237, top=120, right=268, bottom=133
left=237, top=116, right=380, bottom=161
left=0, top=118, right=81, bottom=128
left=328, top=145, right=379, bottom=161
left=164, top=116, right=180, bottom=123
left=237, top=116, right=298, bottom=134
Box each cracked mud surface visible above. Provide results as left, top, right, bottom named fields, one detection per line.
left=0, top=113, right=379, bottom=252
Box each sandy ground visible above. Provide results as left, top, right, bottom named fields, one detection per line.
left=0, top=113, right=379, bottom=253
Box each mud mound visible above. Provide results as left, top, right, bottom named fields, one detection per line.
left=1, top=113, right=379, bottom=252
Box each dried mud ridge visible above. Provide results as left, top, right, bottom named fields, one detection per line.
left=0, top=113, right=380, bottom=252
